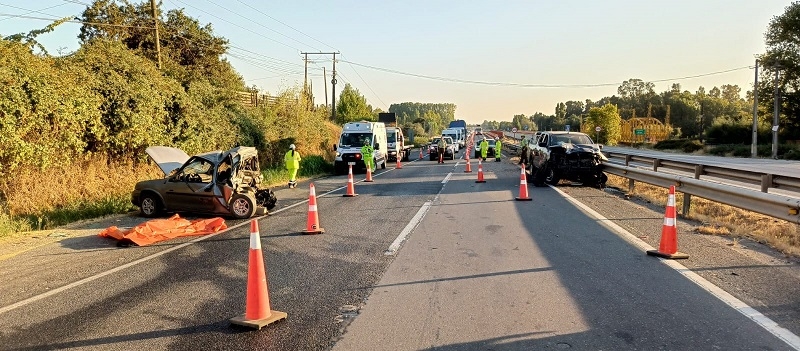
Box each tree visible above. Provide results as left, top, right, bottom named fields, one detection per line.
left=336, top=83, right=373, bottom=124
left=759, top=2, right=800, bottom=139
left=585, top=104, right=622, bottom=145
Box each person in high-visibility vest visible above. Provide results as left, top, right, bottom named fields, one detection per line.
left=284, top=144, right=301, bottom=188
left=437, top=136, right=447, bottom=163
left=361, top=138, right=375, bottom=172
left=519, top=135, right=528, bottom=164
left=495, top=137, right=502, bottom=162
left=480, top=138, right=489, bottom=161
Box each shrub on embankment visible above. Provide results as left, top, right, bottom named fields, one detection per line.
left=0, top=38, right=340, bottom=237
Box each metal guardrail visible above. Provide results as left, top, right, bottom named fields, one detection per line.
left=498, top=130, right=800, bottom=223
left=604, top=163, right=800, bottom=223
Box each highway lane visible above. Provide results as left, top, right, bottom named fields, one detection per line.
left=332, top=160, right=798, bottom=350
left=1, top=148, right=799, bottom=350
left=0, top=153, right=457, bottom=350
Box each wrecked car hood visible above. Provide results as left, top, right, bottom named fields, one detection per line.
left=146, top=146, right=191, bottom=176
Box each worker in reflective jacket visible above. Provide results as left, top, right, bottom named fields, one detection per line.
left=437, top=137, right=447, bottom=163
left=519, top=135, right=528, bottom=164
left=480, top=138, right=489, bottom=161
left=284, top=144, right=302, bottom=188
left=361, top=138, right=375, bottom=172
left=495, top=137, right=502, bottom=162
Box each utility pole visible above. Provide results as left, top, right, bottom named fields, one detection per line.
left=301, top=52, right=339, bottom=121
left=772, top=65, right=782, bottom=159
left=303, top=53, right=308, bottom=94
left=323, top=67, right=328, bottom=107
left=150, top=0, right=162, bottom=69
left=751, top=59, right=759, bottom=158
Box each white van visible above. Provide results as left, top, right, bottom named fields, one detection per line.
left=441, top=128, right=462, bottom=151
left=333, top=121, right=388, bottom=175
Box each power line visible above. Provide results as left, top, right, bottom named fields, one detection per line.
left=201, top=0, right=320, bottom=52
left=233, top=0, right=338, bottom=52
left=0, top=13, right=155, bottom=29
left=340, top=54, right=387, bottom=109
left=0, top=2, right=68, bottom=22
left=170, top=0, right=302, bottom=52
left=342, top=60, right=753, bottom=89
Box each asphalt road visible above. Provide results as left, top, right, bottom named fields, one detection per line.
left=1, top=149, right=799, bottom=350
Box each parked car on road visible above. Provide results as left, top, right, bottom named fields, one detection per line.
left=524, top=131, right=607, bottom=188
left=132, top=146, right=277, bottom=219
left=429, top=136, right=456, bottom=161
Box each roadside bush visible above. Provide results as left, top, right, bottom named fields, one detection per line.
left=682, top=140, right=704, bottom=153
left=654, top=139, right=688, bottom=150
left=412, top=137, right=431, bottom=147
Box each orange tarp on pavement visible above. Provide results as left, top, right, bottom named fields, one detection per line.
left=99, top=214, right=228, bottom=246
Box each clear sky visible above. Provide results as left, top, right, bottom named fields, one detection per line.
left=0, top=0, right=793, bottom=124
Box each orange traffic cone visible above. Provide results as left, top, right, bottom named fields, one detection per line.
left=365, top=164, right=374, bottom=182
left=464, top=159, right=472, bottom=173
left=476, top=160, right=486, bottom=183
left=515, top=163, right=532, bottom=201
left=230, top=219, right=287, bottom=329
left=647, top=185, right=688, bottom=259
left=396, top=158, right=403, bottom=169
left=303, top=183, right=325, bottom=234
left=343, top=164, right=358, bottom=197
left=419, top=148, right=423, bottom=159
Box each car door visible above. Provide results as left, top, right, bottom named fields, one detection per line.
left=164, top=157, right=217, bottom=213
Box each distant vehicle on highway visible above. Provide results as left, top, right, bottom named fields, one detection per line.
left=525, top=131, right=608, bottom=188
left=132, top=146, right=277, bottom=219
left=429, top=136, right=456, bottom=161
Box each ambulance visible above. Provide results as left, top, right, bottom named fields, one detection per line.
left=333, top=121, right=388, bottom=175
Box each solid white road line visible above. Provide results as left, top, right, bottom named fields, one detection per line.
left=385, top=201, right=432, bottom=256
left=551, top=185, right=800, bottom=350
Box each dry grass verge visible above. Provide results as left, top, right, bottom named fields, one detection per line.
left=606, top=174, right=800, bottom=258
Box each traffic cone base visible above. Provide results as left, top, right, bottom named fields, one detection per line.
left=646, top=249, right=689, bottom=259
left=230, top=310, right=288, bottom=330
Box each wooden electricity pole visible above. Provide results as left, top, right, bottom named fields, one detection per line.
left=150, top=0, right=162, bottom=69
left=301, top=52, right=339, bottom=121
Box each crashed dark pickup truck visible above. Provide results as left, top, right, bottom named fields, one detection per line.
left=524, top=131, right=608, bottom=188
left=131, top=146, right=277, bottom=219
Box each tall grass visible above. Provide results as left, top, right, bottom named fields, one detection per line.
left=606, top=174, right=800, bottom=257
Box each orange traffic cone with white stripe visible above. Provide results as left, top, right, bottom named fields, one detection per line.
left=303, top=183, right=324, bottom=234
left=419, top=148, right=423, bottom=159
left=647, top=185, right=688, bottom=259
left=515, top=163, right=532, bottom=201
left=396, top=158, right=403, bottom=169
left=230, top=219, right=287, bottom=329
left=365, top=164, right=374, bottom=182
left=475, top=160, right=486, bottom=183
left=464, top=159, right=472, bottom=173
left=343, top=164, right=358, bottom=197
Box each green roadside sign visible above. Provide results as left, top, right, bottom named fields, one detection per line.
left=634, top=129, right=646, bottom=135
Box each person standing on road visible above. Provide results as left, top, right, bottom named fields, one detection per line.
left=284, top=144, right=301, bottom=188
left=480, top=138, right=489, bottom=161
left=437, top=136, right=447, bottom=163
left=495, top=137, right=502, bottom=162
left=361, top=138, right=375, bottom=172
left=519, top=135, right=528, bottom=165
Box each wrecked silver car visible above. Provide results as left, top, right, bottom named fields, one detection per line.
left=131, top=146, right=277, bottom=219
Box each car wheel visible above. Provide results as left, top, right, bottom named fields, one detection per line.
left=139, top=193, right=162, bottom=218
left=544, top=167, right=560, bottom=185
left=230, top=193, right=256, bottom=219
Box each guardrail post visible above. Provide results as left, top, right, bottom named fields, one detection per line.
left=628, top=178, right=635, bottom=194
left=682, top=165, right=704, bottom=216
left=761, top=174, right=772, bottom=193
left=653, top=158, right=661, bottom=172
left=625, top=154, right=632, bottom=166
